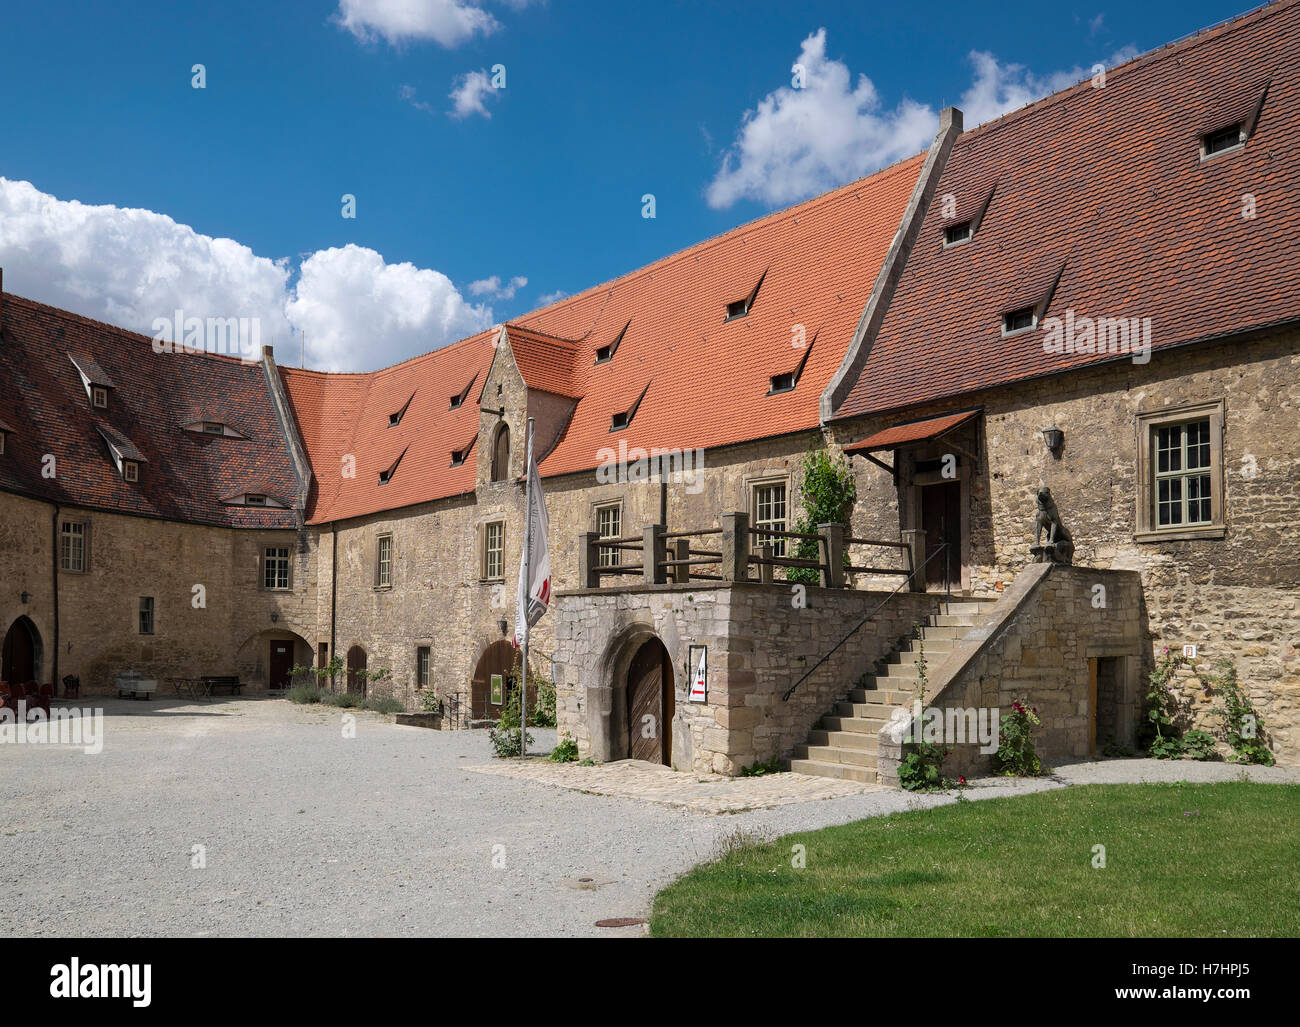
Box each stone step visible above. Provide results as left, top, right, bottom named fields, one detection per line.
left=788, top=758, right=876, bottom=784
left=917, top=624, right=969, bottom=641
left=821, top=715, right=893, bottom=736
left=797, top=744, right=877, bottom=768
left=943, top=601, right=995, bottom=616
left=891, top=645, right=952, bottom=664
left=848, top=687, right=914, bottom=705
left=807, top=728, right=878, bottom=749
left=875, top=662, right=921, bottom=680
left=931, top=614, right=979, bottom=627
left=833, top=701, right=892, bottom=721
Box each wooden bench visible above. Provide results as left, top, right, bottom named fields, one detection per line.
left=200, top=676, right=242, bottom=696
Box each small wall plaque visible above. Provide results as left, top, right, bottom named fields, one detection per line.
left=687, top=645, right=707, bottom=702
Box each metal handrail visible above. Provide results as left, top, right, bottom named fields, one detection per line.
left=782, top=542, right=950, bottom=703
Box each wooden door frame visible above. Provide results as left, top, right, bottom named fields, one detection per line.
left=900, top=451, right=971, bottom=593
left=625, top=637, right=673, bottom=766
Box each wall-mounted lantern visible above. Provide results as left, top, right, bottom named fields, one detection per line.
left=270, top=611, right=279, bottom=624
left=20, top=591, right=30, bottom=605
left=1042, top=425, right=1064, bottom=455
left=498, top=617, right=509, bottom=637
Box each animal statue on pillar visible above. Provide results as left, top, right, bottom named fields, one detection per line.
left=1033, top=486, right=1075, bottom=565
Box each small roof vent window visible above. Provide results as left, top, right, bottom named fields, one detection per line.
left=1200, top=79, right=1269, bottom=161
left=724, top=269, right=768, bottom=322
left=1201, top=123, right=1245, bottom=158
left=1002, top=306, right=1038, bottom=335
left=203, top=422, right=225, bottom=435
left=92, top=387, right=108, bottom=409
left=944, top=221, right=973, bottom=247
left=767, top=335, right=815, bottom=395
left=378, top=447, right=408, bottom=485
left=123, top=460, right=139, bottom=483
left=595, top=320, right=631, bottom=364
left=610, top=382, right=651, bottom=432
left=450, top=374, right=478, bottom=410
left=245, top=493, right=267, bottom=506
left=389, top=393, right=415, bottom=426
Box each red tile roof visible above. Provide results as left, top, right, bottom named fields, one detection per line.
left=834, top=0, right=1300, bottom=420
left=0, top=293, right=301, bottom=528
left=844, top=409, right=980, bottom=453
left=282, top=153, right=924, bottom=522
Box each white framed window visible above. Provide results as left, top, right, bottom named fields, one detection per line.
left=482, top=521, right=505, bottom=580
left=376, top=534, right=392, bottom=588
left=123, top=460, right=139, bottom=482
left=416, top=647, right=430, bottom=690
left=595, top=502, right=622, bottom=567
left=1001, top=306, right=1037, bottom=336
left=60, top=521, right=86, bottom=572
left=203, top=422, right=224, bottom=435
left=263, top=546, right=291, bottom=590
left=751, top=479, right=789, bottom=557
left=1201, top=123, right=1245, bottom=160
left=1136, top=400, right=1225, bottom=540
left=92, top=386, right=108, bottom=409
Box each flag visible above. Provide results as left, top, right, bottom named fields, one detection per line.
left=513, top=444, right=551, bottom=647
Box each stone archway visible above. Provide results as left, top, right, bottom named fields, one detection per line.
left=2, top=616, right=42, bottom=685
left=346, top=646, right=368, bottom=696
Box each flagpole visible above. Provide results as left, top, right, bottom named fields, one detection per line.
left=519, top=417, right=534, bottom=758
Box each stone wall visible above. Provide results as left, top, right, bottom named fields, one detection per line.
left=835, top=328, right=1300, bottom=763
left=553, top=581, right=942, bottom=775
left=876, top=564, right=1146, bottom=784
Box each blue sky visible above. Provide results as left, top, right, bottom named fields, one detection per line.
left=0, top=0, right=1255, bottom=370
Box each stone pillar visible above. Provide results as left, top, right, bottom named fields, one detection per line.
left=901, top=529, right=925, bottom=593
left=818, top=522, right=845, bottom=589
left=643, top=523, right=666, bottom=585
left=578, top=531, right=600, bottom=589
left=720, top=511, right=749, bottom=582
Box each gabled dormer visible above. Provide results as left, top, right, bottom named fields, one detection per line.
left=69, top=352, right=116, bottom=410
left=95, top=424, right=146, bottom=482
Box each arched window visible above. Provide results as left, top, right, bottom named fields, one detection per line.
left=491, top=424, right=511, bottom=482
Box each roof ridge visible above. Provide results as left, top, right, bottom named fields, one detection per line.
left=959, top=0, right=1293, bottom=144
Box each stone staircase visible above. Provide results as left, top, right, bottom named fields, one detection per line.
left=788, top=596, right=1001, bottom=784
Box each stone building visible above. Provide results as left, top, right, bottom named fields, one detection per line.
left=1, top=0, right=1296, bottom=780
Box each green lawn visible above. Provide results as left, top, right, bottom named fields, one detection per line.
left=650, top=782, right=1300, bottom=937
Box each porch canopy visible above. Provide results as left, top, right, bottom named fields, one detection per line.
left=843, top=408, right=981, bottom=473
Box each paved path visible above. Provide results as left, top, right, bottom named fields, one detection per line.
left=2, top=698, right=1296, bottom=937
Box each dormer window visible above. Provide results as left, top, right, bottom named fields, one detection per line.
left=1002, top=306, right=1038, bottom=335
left=92, top=387, right=108, bottom=409
left=389, top=393, right=414, bottom=427
left=767, top=336, right=814, bottom=396
left=450, top=375, right=477, bottom=410
left=203, top=422, right=224, bottom=435
left=944, top=221, right=973, bottom=247
left=0, top=431, right=7, bottom=456
left=245, top=493, right=266, bottom=506
left=1201, top=122, right=1245, bottom=159
left=379, top=447, right=407, bottom=485
left=595, top=321, right=630, bottom=364
left=769, top=372, right=796, bottom=394
left=123, top=460, right=139, bottom=482
left=610, top=382, right=650, bottom=432
left=725, top=299, right=749, bottom=321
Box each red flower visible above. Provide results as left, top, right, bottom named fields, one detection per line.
left=958, top=775, right=967, bottom=785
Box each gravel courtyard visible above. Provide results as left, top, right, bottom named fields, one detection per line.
left=3, top=697, right=1296, bottom=938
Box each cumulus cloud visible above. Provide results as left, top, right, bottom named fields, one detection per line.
left=0, top=177, right=493, bottom=373
left=468, top=274, right=527, bottom=300
left=707, top=29, right=1140, bottom=209
left=399, top=84, right=436, bottom=114
left=537, top=289, right=567, bottom=305
left=334, top=0, right=499, bottom=48
left=448, top=69, right=500, bottom=119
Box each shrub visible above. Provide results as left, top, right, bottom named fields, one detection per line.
left=786, top=448, right=856, bottom=586
left=1140, top=647, right=1191, bottom=752
left=326, top=691, right=363, bottom=709
left=1180, top=729, right=1220, bottom=761
left=529, top=676, right=557, bottom=728
left=364, top=695, right=404, bottom=714
left=548, top=734, right=579, bottom=763
left=489, top=684, right=533, bottom=758
left=740, top=755, right=784, bottom=777
left=1205, top=660, right=1275, bottom=766
left=1147, top=734, right=1185, bottom=760
left=420, top=689, right=444, bottom=715
left=286, top=683, right=322, bottom=705
left=992, top=700, right=1044, bottom=776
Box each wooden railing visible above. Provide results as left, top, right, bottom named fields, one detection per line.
left=578, top=512, right=916, bottom=590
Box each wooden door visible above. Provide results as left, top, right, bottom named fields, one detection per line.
left=471, top=641, right=516, bottom=720
left=2, top=619, right=37, bottom=684
left=627, top=639, right=672, bottom=765
left=269, top=641, right=294, bottom=690
left=346, top=646, right=367, bottom=695
left=921, top=482, right=961, bottom=590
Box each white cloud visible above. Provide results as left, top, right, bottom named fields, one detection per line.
left=288, top=245, right=492, bottom=371
left=400, top=84, right=435, bottom=114
left=537, top=289, right=567, bottom=305
left=0, top=177, right=493, bottom=373
left=707, top=30, right=1140, bottom=209
left=448, top=69, right=500, bottom=119
left=468, top=274, right=527, bottom=300
left=334, top=0, right=499, bottom=48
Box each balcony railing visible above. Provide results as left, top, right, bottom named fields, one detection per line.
left=578, top=511, right=917, bottom=590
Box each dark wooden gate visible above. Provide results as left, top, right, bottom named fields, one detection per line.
left=2, top=618, right=38, bottom=684
left=921, top=481, right=961, bottom=590
left=626, top=638, right=673, bottom=765
left=269, top=641, right=294, bottom=690
left=471, top=640, right=516, bottom=720
left=346, top=645, right=367, bottom=695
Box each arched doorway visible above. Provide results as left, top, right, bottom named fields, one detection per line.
left=626, top=637, right=673, bottom=765
left=2, top=617, right=41, bottom=685
left=470, top=640, right=538, bottom=721
left=346, top=646, right=367, bottom=695
left=490, top=423, right=510, bottom=481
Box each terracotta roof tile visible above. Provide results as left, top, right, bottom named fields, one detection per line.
left=834, top=0, right=1300, bottom=419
